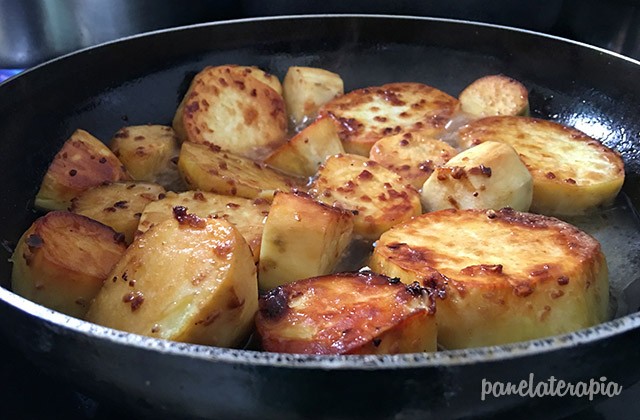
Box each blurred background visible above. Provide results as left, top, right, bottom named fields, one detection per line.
left=1, top=0, right=639, bottom=81
left=1, top=1, right=639, bottom=418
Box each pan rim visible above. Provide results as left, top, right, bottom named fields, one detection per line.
left=1, top=14, right=639, bottom=369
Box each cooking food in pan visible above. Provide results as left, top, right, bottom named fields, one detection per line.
left=10, top=64, right=625, bottom=355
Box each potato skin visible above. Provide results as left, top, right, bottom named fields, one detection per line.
left=86, top=214, right=258, bottom=347
left=370, top=208, right=609, bottom=349
left=71, top=182, right=166, bottom=244
left=11, top=211, right=127, bottom=318
left=319, top=82, right=459, bottom=155
left=35, top=129, right=130, bottom=210
left=258, top=191, right=353, bottom=290
left=256, top=271, right=437, bottom=354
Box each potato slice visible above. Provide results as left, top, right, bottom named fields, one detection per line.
left=369, top=131, right=457, bottom=189
left=421, top=141, right=533, bottom=212
left=457, top=116, right=625, bottom=215
left=70, top=182, right=166, bottom=244
left=318, top=82, right=459, bottom=155
left=255, top=271, right=437, bottom=354
left=86, top=211, right=258, bottom=347
left=172, top=65, right=287, bottom=160
left=109, top=125, right=183, bottom=191
left=35, top=129, right=130, bottom=211
left=178, top=141, right=300, bottom=200
left=282, top=66, right=344, bottom=126
left=264, top=118, right=345, bottom=177
left=370, top=208, right=609, bottom=349
left=258, top=191, right=353, bottom=290
left=137, top=191, right=270, bottom=262
left=11, top=212, right=127, bottom=318
left=458, top=75, right=529, bottom=117
left=311, top=154, right=422, bottom=239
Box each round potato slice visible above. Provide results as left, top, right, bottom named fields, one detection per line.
left=370, top=208, right=609, bottom=350
left=457, top=116, right=625, bottom=215
left=458, top=74, right=529, bottom=118
left=319, top=82, right=459, bottom=155
left=256, top=271, right=437, bottom=355
left=11, top=211, right=127, bottom=318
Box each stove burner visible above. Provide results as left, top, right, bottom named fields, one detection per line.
left=0, top=69, right=23, bottom=83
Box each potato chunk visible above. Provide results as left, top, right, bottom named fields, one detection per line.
left=319, top=82, right=459, bottom=155
left=35, top=129, right=130, bottom=211
left=264, top=118, right=345, bottom=177
left=458, top=75, right=529, bottom=117
left=421, top=141, right=533, bottom=212
left=86, top=211, right=258, bottom=347
left=255, top=272, right=437, bottom=354
left=11, top=212, right=127, bottom=318
left=109, top=125, right=183, bottom=191
left=369, top=131, right=457, bottom=189
left=457, top=116, right=625, bottom=215
left=70, top=182, right=166, bottom=244
left=283, top=66, right=344, bottom=126
left=137, top=191, right=270, bottom=262
left=172, top=65, right=287, bottom=160
left=258, top=192, right=353, bottom=290
left=312, top=154, right=422, bottom=239
left=370, top=208, right=609, bottom=349
left=178, top=142, right=300, bottom=200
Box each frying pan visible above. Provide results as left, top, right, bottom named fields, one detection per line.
left=1, top=15, right=640, bottom=419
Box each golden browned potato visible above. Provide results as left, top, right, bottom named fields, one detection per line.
left=35, top=129, right=130, bottom=211
left=255, top=271, right=437, bottom=354
left=264, top=118, right=345, bottom=177
left=457, top=116, right=625, bottom=215
left=458, top=74, right=529, bottom=118
left=86, top=210, right=258, bottom=347
left=369, top=131, right=457, bottom=189
left=109, top=125, right=183, bottom=191
left=370, top=208, right=609, bottom=350
left=318, top=82, right=459, bottom=155
left=421, top=141, right=533, bottom=212
left=311, top=154, right=422, bottom=239
left=137, top=191, right=270, bottom=262
left=11, top=211, right=127, bottom=318
left=282, top=66, right=344, bottom=126
left=70, top=182, right=166, bottom=244
left=178, top=141, right=301, bottom=200
left=258, top=191, right=353, bottom=290
left=172, top=65, right=287, bottom=160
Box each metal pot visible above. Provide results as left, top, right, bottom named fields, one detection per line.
left=1, top=15, right=640, bottom=419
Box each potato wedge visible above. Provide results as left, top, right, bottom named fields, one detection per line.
left=264, top=118, right=345, bottom=177
left=319, top=82, right=459, bottom=155
left=255, top=271, right=437, bottom=354
left=109, top=125, right=183, bottom=191
left=370, top=208, right=609, bottom=349
left=283, top=66, right=344, bottom=127
left=11, top=211, right=127, bottom=318
left=178, top=141, right=300, bottom=200
left=457, top=116, right=625, bottom=215
left=421, top=141, right=533, bottom=212
left=86, top=211, right=258, bottom=347
left=458, top=75, right=529, bottom=117
left=172, top=65, right=287, bottom=160
left=70, top=182, right=166, bottom=244
left=35, top=129, right=130, bottom=211
left=258, top=191, right=353, bottom=290
left=369, top=131, right=457, bottom=189
left=311, top=154, right=422, bottom=239
left=137, top=191, right=270, bottom=262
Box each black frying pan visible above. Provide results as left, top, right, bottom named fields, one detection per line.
left=1, top=15, right=640, bottom=419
